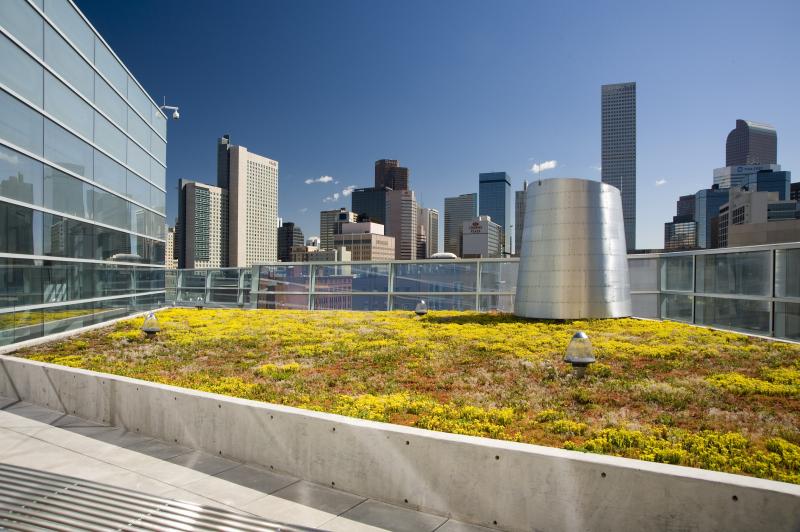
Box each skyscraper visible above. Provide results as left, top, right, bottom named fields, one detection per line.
left=178, top=180, right=228, bottom=269
left=444, top=193, right=477, bottom=256
left=478, top=172, right=512, bottom=255
left=601, top=82, right=637, bottom=250
left=515, top=180, right=528, bottom=256
left=221, top=139, right=279, bottom=266
left=417, top=206, right=439, bottom=258
left=277, top=222, right=304, bottom=262
left=319, top=208, right=357, bottom=251
left=385, top=189, right=418, bottom=260
left=351, top=187, right=388, bottom=225
left=374, top=159, right=409, bottom=190
left=217, top=134, right=232, bottom=188
left=0, top=0, right=167, bottom=345
left=726, top=119, right=777, bottom=167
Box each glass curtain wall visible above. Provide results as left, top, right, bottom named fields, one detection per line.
left=0, top=0, right=166, bottom=346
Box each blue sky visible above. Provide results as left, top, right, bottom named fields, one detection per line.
left=76, top=0, right=799, bottom=250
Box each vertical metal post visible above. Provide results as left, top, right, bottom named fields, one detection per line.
left=308, top=263, right=315, bottom=311
left=387, top=262, right=394, bottom=311
left=204, top=269, right=211, bottom=304
left=691, top=254, right=696, bottom=324
left=769, top=249, right=776, bottom=337
left=475, top=260, right=481, bottom=311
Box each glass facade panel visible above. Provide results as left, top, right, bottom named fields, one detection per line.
left=43, top=165, right=92, bottom=219
left=95, top=225, right=132, bottom=260
left=95, top=265, right=133, bottom=297
left=0, top=33, right=44, bottom=106
left=42, top=301, right=96, bottom=336
left=127, top=140, right=149, bottom=180
left=660, top=255, right=693, bottom=292
left=257, top=293, right=308, bottom=310
left=94, top=111, right=126, bottom=162
left=0, top=145, right=43, bottom=206
left=93, top=74, right=126, bottom=128
left=479, top=294, right=514, bottom=312
left=775, top=302, right=800, bottom=341
left=256, top=265, right=311, bottom=293
left=479, top=261, right=518, bottom=293
left=394, top=262, right=477, bottom=292
left=151, top=135, right=166, bottom=164
left=94, top=39, right=126, bottom=94
left=42, top=261, right=94, bottom=302
left=0, top=90, right=44, bottom=156
left=695, top=251, right=771, bottom=296
left=661, top=293, right=692, bottom=322
left=628, top=257, right=659, bottom=292
left=44, top=72, right=93, bottom=139
left=0, top=258, right=43, bottom=308
left=44, top=0, right=94, bottom=60
left=44, top=24, right=93, bottom=99
left=0, top=203, right=42, bottom=255
left=695, top=296, right=771, bottom=334
left=0, top=0, right=44, bottom=58
left=313, top=294, right=388, bottom=311
left=150, top=160, right=165, bottom=190
left=93, top=150, right=125, bottom=193
left=126, top=77, right=152, bottom=126
left=44, top=119, right=92, bottom=179
left=127, top=107, right=150, bottom=154
left=314, top=263, right=389, bottom=293
left=12, top=309, right=43, bottom=343
left=92, top=187, right=129, bottom=230
left=775, top=249, right=800, bottom=298
left=151, top=186, right=166, bottom=215
left=126, top=172, right=150, bottom=206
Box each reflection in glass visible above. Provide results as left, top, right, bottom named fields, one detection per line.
left=0, top=90, right=44, bottom=156
left=0, top=32, right=44, bottom=106
left=660, top=256, right=693, bottom=292
left=695, top=252, right=770, bottom=296
left=695, top=296, right=770, bottom=334
left=394, top=261, right=477, bottom=292
left=0, top=145, right=43, bottom=205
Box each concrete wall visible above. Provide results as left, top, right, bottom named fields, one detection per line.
left=1, top=355, right=798, bottom=532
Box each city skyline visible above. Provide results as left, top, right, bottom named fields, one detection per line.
left=75, top=0, right=800, bottom=250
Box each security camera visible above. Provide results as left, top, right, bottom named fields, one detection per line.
left=172, top=109, right=180, bottom=120
left=160, top=103, right=180, bottom=121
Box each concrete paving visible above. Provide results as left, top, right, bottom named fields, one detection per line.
left=0, top=399, right=493, bottom=531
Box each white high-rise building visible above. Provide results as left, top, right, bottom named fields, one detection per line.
left=179, top=180, right=229, bottom=269
left=224, top=142, right=279, bottom=266
left=385, top=190, right=418, bottom=260
left=417, top=206, right=440, bottom=258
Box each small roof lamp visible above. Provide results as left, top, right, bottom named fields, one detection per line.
left=415, top=299, right=428, bottom=317
left=564, top=331, right=595, bottom=378
left=195, top=296, right=204, bottom=310
left=141, top=312, right=160, bottom=337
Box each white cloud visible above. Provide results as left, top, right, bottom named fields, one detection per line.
left=299, top=207, right=308, bottom=213
left=591, top=165, right=602, bottom=172
left=305, top=175, right=334, bottom=185
left=0, top=151, right=19, bottom=165
left=322, top=192, right=341, bottom=203
left=341, top=185, right=356, bottom=197
left=531, top=160, right=558, bottom=174
left=655, top=179, right=667, bottom=186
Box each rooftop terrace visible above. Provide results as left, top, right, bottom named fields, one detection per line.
left=14, top=308, right=800, bottom=485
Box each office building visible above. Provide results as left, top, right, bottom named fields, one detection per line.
left=351, top=187, right=388, bottom=225
left=664, top=221, right=698, bottom=251
left=417, top=206, right=439, bottom=259
left=290, top=245, right=350, bottom=262
left=515, top=181, right=528, bottom=256
left=217, top=135, right=279, bottom=266
left=695, top=187, right=730, bottom=248
left=713, top=164, right=789, bottom=198
left=444, top=193, right=477, bottom=256
left=165, top=226, right=178, bottom=269
left=277, top=222, right=304, bottom=262
left=726, top=119, right=777, bottom=167
left=675, top=194, right=696, bottom=221
left=791, top=182, right=800, bottom=202
left=478, top=172, right=512, bottom=255
left=178, top=180, right=228, bottom=269
left=601, top=82, right=637, bottom=250
left=319, top=208, right=357, bottom=250
left=385, top=189, right=418, bottom=260
left=374, top=159, right=409, bottom=190
left=334, top=222, right=395, bottom=261
left=719, top=188, right=799, bottom=247
left=462, top=216, right=502, bottom=258
left=0, top=0, right=167, bottom=345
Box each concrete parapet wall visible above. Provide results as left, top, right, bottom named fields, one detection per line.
left=1, top=355, right=798, bottom=531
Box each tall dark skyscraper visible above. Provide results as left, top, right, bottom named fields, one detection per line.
left=478, top=172, right=512, bottom=255
left=217, top=134, right=232, bottom=189
left=601, top=82, right=637, bottom=250
left=277, top=222, right=304, bottom=262
left=374, top=159, right=409, bottom=190
left=351, top=187, right=388, bottom=224
left=726, top=119, right=777, bottom=167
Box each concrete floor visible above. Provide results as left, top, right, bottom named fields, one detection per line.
left=0, top=398, right=493, bottom=532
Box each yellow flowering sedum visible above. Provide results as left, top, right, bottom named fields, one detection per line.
left=15, top=308, right=800, bottom=484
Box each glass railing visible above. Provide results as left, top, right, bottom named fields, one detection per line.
left=167, top=243, right=800, bottom=341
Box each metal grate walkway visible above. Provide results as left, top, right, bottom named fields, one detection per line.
left=0, top=464, right=314, bottom=532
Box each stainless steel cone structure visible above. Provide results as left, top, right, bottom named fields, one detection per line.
left=514, top=178, right=631, bottom=319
